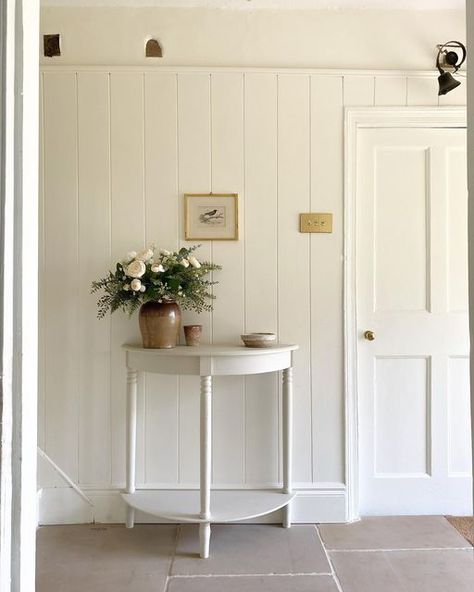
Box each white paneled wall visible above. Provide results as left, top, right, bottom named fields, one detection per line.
left=39, top=67, right=466, bottom=522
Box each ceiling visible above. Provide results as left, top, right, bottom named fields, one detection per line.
left=41, top=0, right=465, bottom=9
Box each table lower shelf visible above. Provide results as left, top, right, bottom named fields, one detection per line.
left=121, top=489, right=296, bottom=523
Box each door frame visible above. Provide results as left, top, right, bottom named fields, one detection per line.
left=0, top=1, right=39, bottom=590
left=343, top=106, right=467, bottom=522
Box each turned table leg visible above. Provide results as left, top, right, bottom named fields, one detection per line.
left=282, top=366, right=293, bottom=528
left=200, top=375, right=212, bottom=558
left=126, top=368, right=138, bottom=529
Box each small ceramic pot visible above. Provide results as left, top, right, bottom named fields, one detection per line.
left=139, top=300, right=181, bottom=349
left=184, top=324, right=203, bottom=346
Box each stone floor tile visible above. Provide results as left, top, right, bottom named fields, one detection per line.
left=167, top=575, right=339, bottom=592
left=172, top=524, right=330, bottom=576
left=331, top=549, right=474, bottom=592
left=319, top=516, right=469, bottom=550
left=36, top=524, right=176, bottom=592
left=36, top=570, right=167, bottom=592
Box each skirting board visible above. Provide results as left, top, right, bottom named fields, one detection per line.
left=38, top=486, right=347, bottom=525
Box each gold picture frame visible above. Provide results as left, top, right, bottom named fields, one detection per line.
left=184, top=193, right=239, bottom=241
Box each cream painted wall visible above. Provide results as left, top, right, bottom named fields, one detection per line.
left=40, top=7, right=465, bottom=69
left=38, top=6, right=467, bottom=524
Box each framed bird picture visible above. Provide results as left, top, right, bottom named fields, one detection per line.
left=184, top=193, right=239, bottom=241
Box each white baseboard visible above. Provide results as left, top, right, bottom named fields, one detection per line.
left=38, top=485, right=347, bottom=525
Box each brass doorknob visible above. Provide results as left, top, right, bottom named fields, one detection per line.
left=364, top=330, right=375, bottom=341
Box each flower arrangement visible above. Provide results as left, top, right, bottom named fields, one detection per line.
left=91, top=245, right=221, bottom=318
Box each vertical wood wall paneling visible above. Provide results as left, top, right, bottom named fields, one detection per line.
left=42, top=72, right=80, bottom=481
left=343, top=75, right=375, bottom=106
left=143, top=73, right=180, bottom=485
left=310, top=75, right=345, bottom=484
left=406, top=76, right=439, bottom=105
left=177, top=73, right=212, bottom=484
left=210, top=73, right=246, bottom=485
left=244, top=74, right=279, bottom=485
left=109, top=72, right=146, bottom=486
left=40, top=68, right=465, bottom=505
left=374, top=76, right=407, bottom=106
left=77, top=72, right=112, bottom=486
left=277, top=74, right=312, bottom=483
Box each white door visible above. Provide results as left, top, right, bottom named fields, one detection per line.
left=357, top=126, right=472, bottom=515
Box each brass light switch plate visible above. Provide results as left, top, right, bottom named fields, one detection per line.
left=299, top=213, right=333, bottom=233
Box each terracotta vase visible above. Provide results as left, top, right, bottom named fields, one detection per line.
left=139, top=300, right=181, bottom=349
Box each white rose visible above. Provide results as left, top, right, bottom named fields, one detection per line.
left=139, top=285, right=146, bottom=293
left=151, top=264, right=165, bottom=273
left=180, top=258, right=190, bottom=268
left=130, top=278, right=142, bottom=291
left=160, top=249, right=171, bottom=256
left=126, top=260, right=146, bottom=278
left=126, top=251, right=137, bottom=262
left=188, top=256, right=201, bottom=269
left=136, top=248, right=154, bottom=261
left=123, top=284, right=130, bottom=291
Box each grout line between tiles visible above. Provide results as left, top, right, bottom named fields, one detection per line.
left=164, top=525, right=180, bottom=591
left=168, top=572, right=333, bottom=579
left=315, top=525, right=344, bottom=592
left=326, top=546, right=473, bottom=553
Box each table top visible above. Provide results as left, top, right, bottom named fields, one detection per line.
left=123, top=343, right=298, bottom=357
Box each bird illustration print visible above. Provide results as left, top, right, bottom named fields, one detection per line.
left=199, top=207, right=225, bottom=225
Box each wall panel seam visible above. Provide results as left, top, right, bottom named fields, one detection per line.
left=107, top=71, right=113, bottom=485
left=142, top=71, right=148, bottom=482
left=176, top=73, right=181, bottom=484
left=40, top=72, right=46, bottom=451
left=276, top=74, right=281, bottom=485
left=209, top=73, right=214, bottom=348
left=174, top=72, right=181, bottom=484
left=74, top=71, right=81, bottom=483
left=308, top=74, right=314, bottom=484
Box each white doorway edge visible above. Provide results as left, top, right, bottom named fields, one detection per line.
left=0, top=1, right=39, bottom=591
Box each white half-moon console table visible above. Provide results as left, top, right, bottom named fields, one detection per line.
left=122, top=343, right=298, bottom=558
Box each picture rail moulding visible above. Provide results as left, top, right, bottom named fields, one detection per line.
left=38, top=65, right=448, bottom=77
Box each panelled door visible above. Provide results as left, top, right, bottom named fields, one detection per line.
left=357, top=125, right=472, bottom=515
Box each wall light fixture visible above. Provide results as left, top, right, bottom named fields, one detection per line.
left=436, top=41, right=466, bottom=96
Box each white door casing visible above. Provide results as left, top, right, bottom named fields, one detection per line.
left=0, top=0, right=39, bottom=590
left=344, top=107, right=472, bottom=519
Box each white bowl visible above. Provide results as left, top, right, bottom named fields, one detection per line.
left=241, top=333, right=276, bottom=348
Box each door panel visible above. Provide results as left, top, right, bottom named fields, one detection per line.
left=357, top=127, right=472, bottom=515
left=374, top=357, right=430, bottom=477
left=374, top=147, right=428, bottom=312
